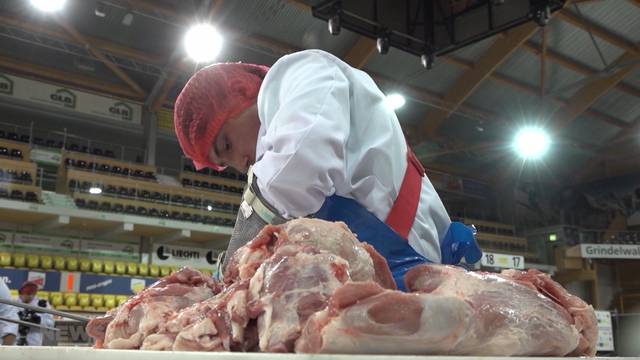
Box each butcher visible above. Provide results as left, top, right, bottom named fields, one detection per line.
left=174, top=49, right=482, bottom=290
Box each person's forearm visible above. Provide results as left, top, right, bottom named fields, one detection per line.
left=2, top=333, right=16, bottom=345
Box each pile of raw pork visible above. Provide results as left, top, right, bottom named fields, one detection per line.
left=87, top=219, right=597, bottom=356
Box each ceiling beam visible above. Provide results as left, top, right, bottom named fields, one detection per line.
left=572, top=115, right=640, bottom=183
left=520, top=41, right=640, bottom=99
left=551, top=52, right=638, bottom=132
left=288, top=0, right=311, bottom=11
left=556, top=10, right=640, bottom=57
left=0, top=15, right=164, bottom=65
left=53, top=18, right=146, bottom=98
left=419, top=23, right=539, bottom=137
left=540, top=27, right=547, bottom=97
left=343, top=37, right=377, bottom=68
left=150, top=71, right=180, bottom=111
left=440, top=51, right=628, bottom=128
left=0, top=54, right=144, bottom=99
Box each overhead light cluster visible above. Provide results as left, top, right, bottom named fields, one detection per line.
left=28, top=1, right=554, bottom=165
left=30, top=0, right=225, bottom=63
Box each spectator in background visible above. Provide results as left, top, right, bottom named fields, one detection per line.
left=15, top=281, right=54, bottom=346
left=0, top=280, right=17, bottom=345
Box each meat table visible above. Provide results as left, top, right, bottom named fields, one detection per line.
left=0, top=347, right=626, bottom=360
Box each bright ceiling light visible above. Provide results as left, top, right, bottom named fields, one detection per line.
left=207, top=205, right=213, bottom=211
left=513, top=126, right=551, bottom=160
left=184, top=24, right=223, bottom=63
left=89, top=186, right=102, bottom=195
left=30, top=0, right=66, bottom=12
left=384, top=93, right=406, bottom=110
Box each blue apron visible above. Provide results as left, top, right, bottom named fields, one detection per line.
left=315, top=195, right=482, bottom=291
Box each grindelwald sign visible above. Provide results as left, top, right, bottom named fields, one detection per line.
left=580, top=244, right=640, bottom=259
left=0, top=72, right=141, bottom=124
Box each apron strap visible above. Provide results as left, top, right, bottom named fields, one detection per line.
left=385, top=145, right=425, bottom=240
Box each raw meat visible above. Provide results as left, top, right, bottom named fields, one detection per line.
left=223, top=225, right=279, bottom=285
left=87, top=267, right=220, bottom=349
left=141, top=280, right=253, bottom=352
left=88, top=219, right=597, bottom=357
left=297, top=265, right=595, bottom=356
left=224, top=219, right=394, bottom=289
left=500, top=268, right=598, bottom=356
left=295, top=281, right=476, bottom=354
left=248, top=242, right=351, bottom=352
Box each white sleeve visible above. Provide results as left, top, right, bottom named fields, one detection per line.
left=0, top=283, right=18, bottom=338
left=252, top=52, right=350, bottom=219
left=41, top=304, right=55, bottom=328
left=0, top=305, right=18, bottom=338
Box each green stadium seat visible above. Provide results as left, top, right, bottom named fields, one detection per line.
left=53, top=256, right=66, bottom=271
left=13, top=253, right=26, bottom=267
left=149, top=264, right=159, bottom=277
left=40, top=255, right=53, bottom=269
left=37, top=291, right=49, bottom=302
left=91, top=259, right=103, bottom=273
left=103, top=294, right=116, bottom=309
left=114, top=262, right=126, bottom=275
left=50, top=292, right=63, bottom=308
left=126, top=262, right=138, bottom=276
left=78, top=293, right=90, bottom=307
left=79, top=258, right=91, bottom=272
left=138, top=263, right=148, bottom=276
left=91, top=294, right=104, bottom=308
left=26, top=254, right=39, bottom=268
left=64, top=293, right=77, bottom=307
left=66, top=257, right=78, bottom=271
left=159, top=266, right=171, bottom=277
left=0, top=252, right=11, bottom=267
left=103, top=260, right=114, bottom=274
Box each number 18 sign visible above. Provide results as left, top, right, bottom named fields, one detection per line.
left=481, top=252, right=525, bottom=269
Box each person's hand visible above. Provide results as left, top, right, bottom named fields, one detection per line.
left=2, top=334, right=16, bottom=345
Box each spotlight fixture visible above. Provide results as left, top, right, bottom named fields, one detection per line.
left=376, top=34, right=390, bottom=55
left=328, top=13, right=341, bottom=36
left=420, top=54, right=434, bottom=69
left=94, top=1, right=107, bottom=17
left=512, top=126, right=551, bottom=160
left=122, top=12, right=134, bottom=26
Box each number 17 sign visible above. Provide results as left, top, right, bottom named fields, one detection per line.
left=481, top=252, right=525, bottom=269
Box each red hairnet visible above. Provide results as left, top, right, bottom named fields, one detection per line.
left=174, top=63, right=269, bottom=170
left=19, top=281, right=38, bottom=295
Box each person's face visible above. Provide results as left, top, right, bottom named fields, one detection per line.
left=207, top=102, right=260, bottom=174
left=19, top=293, right=34, bottom=303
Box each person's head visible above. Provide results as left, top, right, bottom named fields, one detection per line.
left=174, top=63, right=269, bottom=173
left=18, top=281, right=38, bottom=303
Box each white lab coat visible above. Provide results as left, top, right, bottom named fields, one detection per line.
left=253, top=49, right=451, bottom=262
left=0, top=281, right=18, bottom=344
left=15, top=296, right=55, bottom=346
